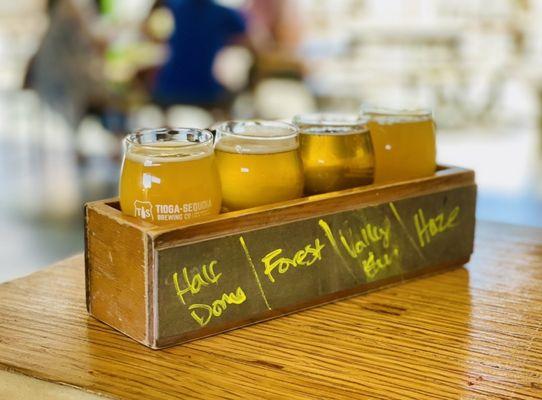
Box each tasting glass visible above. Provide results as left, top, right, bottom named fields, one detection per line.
left=119, top=128, right=221, bottom=225
left=293, top=113, right=374, bottom=195
left=214, top=120, right=304, bottom=211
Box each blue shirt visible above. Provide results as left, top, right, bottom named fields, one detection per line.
left=153, top=0, right=246, bottom=106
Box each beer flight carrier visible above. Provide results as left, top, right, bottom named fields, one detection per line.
left=85, top=111, right=477, bottom=349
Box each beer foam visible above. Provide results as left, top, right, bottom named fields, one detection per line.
left=300, top=126, right=369, bottom=136
left=362, top=107, right=432, bottom=125
left=126, top=141, right=213, bottom=163
left=293, top=113, right=369, bottom=136
left=215, top=134, right=298, bottom=154
left=369, top=114, right=432, bottom=125
left=294, top=113, right=367, bottom=126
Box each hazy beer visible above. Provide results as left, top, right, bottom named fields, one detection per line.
left=214, top=120, right=304, bottom=211
left=362, top=107, right=436, bottom=183
left=294, top=113, right=374, bottom=195
left=119, top=128, right=221, bottom=225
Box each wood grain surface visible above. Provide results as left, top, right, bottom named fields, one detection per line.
left=1, top=220, right=541, bottom=399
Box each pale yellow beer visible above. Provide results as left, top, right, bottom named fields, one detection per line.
left=294, top=114, right=374, bottom=195
left=119, top=128, right=221, bottom=225
left=214, top=120, right=304, bottom=211
left=362, top=107, right=436, bottom=184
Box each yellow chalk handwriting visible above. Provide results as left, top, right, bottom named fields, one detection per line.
left=338, top=220, right=391, bottom=258
left=414, top=206, right=460, bottom=248
left=318, top=219, right=359, bottom=282
left=189, top=287, right=247, bottom=327
left=239, top=236, right=272, bottom=309
left=362, top=248, right=400, bottom=279
left=172, top=260, right=222, bottom=305
left=388, top=202, right=426, bottom=262
left=319, top=218, right=398, bottom=279
left=319, top=219, right=343, bottom=257
left=261, top=238, right=325, bottom=283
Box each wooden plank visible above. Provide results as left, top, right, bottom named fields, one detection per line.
left=85, top=205, right=150, bottom=344
left=89, top=166, right=474, bottom=248
left=150, top=166, right=474, bottom=248
left=1, top=221, right=542, bottom=399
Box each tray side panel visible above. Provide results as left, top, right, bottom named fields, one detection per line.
left=85, top=205, right=149, bottom=344
left=155, top=184, right=476, bottom=347
left=151, top=166, right=474, bottom=249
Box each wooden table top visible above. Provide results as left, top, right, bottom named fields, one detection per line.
left=1, top=220, right=541, bottom=400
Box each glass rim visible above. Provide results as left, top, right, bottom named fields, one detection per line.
left=360, top=106, right=432, bottom=119
left=216, top=120, right=299, bottom=141
left=125, top=127, right=214, bottom=148
left=293, top=113, right=369, bottom=127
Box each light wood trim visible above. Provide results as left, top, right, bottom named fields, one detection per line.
left=85, top=205, right=150, bottom=344
left=151, top=166, right=475, bottom=249
left=87, top=165, right=473, bottom=249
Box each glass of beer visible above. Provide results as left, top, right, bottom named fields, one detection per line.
left=293, top=113, right=374, bottom=195
left=119, top=128, right=221, bottom=225
left=362, top=107, right=437, bottom=184
left=214, top=120, right=304, bottom=211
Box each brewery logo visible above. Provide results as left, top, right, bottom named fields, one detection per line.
left=134, top=200, right=154, bottom=221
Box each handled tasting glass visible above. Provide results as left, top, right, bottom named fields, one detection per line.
left=214, top=120, right=304, bottom=211
left=293, top=113, right=374, bottom=195
left=119, top=128, right=221, bottom=225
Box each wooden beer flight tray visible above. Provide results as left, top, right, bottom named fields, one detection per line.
left=85, top=165, right=476, bottom=349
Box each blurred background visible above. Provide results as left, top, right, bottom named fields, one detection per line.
left=1, top=0, right=541, bottom=282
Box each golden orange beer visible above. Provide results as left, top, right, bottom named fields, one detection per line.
left=119, top=128, right=221, bottom=225
left=294, top=114, right=374, bottom=195
left=362, top=107, right=436, bottom=184
left=214, top=120, right=304, bottom=211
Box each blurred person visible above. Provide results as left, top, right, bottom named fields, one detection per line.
left=243, top=0, right=305, bottom=102
left=25, top=0, right=108, bottom=129
left=151, top=0, right=247, bottom=109
left=242, top=0, right=308, bottom=117
left=244, top=0, right=302, bottom=53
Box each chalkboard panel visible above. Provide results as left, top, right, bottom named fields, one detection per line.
left=156, top=185, right=476, bottom=343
